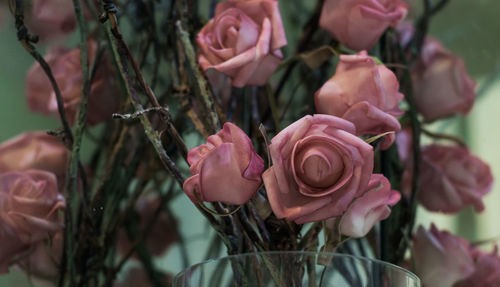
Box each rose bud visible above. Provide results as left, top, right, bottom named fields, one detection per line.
left=314, top=51, right=404, bottom=149
left=418, top=145, right=493, bottom=213
left=26, top=39, right=121, bottom=126
left=457, top=246, right=500, bottom=287
left=340, top=174, right=400, bottom=238
left=262, top=114, right=375, bottom=224
left=119, top=195, right=178, bottom=257
left=412, top=225, right=475, bottom=287
left=28, top=0, right=77, bottom=42
left=412, top=38, right=476, bottom=122
left=319, top=0, right=407, bottom=51
left=183, top=122, right=265, bottom=205
left=197, top=0, right=287, bottom=87
left=0, top=132, right=68, bottom=177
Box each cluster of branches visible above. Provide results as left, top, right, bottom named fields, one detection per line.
left=7, top=0, right=450, bottom=286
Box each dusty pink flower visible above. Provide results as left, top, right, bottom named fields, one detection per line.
left=197, top=0, right=287, bottom=87
left=183, top=122, right=264, bottom=205
left=314, top=51, right=404, bottom=149
left=26, top=40, right=121, bottom=126
left=412, top=38, right=476, bottom=122
left=319, top=0, right=407, bottom=51
left=28, top=0, right=77, bottom=41
left=340, top=174, right=400, bottom=238
left=0, top=132, right=68, bottom=177
left=0, top=170, right=65, bottom=273
left=412, top=225, right=475, bottom=287
left=418, top=145, right=493, bottom=213
left=457, top=246, right=500, bottom=287
left=119, top=195, right=178, bottom=257
left=262, top=114, right=375, bottom=224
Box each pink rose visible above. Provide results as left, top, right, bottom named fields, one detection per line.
left=457, top=246, right=500, bottom=287
left=28, top=0, right=77, bottom=41
left=412, top=38, right=476, bottom=122
left=26, top=40, right=121, bottom=126
left=262, top=114, right=376, bottom=224
left=314, top=51, right=404, bottom=149
left=197, top=0, right=287, bottom=87
left=412, top=225, right=475, bottom=287
left=418, top=145, right=493, bottom=213
left=319, top=0, right=407, bottom=51
left=0, top=170, right=65, bottom=273
left=119, top=195, right=178, bottom=257
left=0, top=132, right=68, bottom=177
left=183, top=122, right=265, bottom=205
left=340, top=174, right=400, bottom=238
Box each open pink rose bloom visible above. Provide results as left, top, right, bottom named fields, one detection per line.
left=319, top=0, right=407, bottom=50
left=0, top=170, right=65, bottom=273
left=315, top=51, right=404, bottom=149
left=262, top=114, right=400, bottom=225
left=197, top=0, right=287, bottom=87
left=418, top=145, right=493, bottom=213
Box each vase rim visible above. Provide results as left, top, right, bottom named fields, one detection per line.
left=174, top=250, right=420, bottom=284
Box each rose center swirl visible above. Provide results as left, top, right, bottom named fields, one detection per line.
left=293, top=142, right=344, bottom=189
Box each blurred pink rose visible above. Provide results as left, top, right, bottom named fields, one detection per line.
left=418, top=145, right=493, bottom=213
left=0, top=170, right=65, bottom=273
left=340, top=174, right=400, bottom=238
left=183, top=122, right=264, bottom=205
left=314, top=51, right=404, bottom=149
left=197, top=0, right=287, bottom=87
left=28, top=0, right=77, bottom=41
left=0, top=132, right=68, bottom=177
left=457, top=246, right=500, bottom=287
left=262, top=114, right=375, bottom=224
left=26, top=40, right=121, bottom=126
left=412, top=225, right=475, bottom=287
left=18, top=232, right=63, bottom=281
left=412, top=38, right=476, bottom=122
left=119, top=195, right=178, bottom=257
left=319, top=0, right=407, bottom=51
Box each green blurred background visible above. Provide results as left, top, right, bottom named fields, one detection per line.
left=0, top=0, right=499, bottom=285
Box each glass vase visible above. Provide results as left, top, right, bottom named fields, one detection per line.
left=173, top=251, right=420, bottom=287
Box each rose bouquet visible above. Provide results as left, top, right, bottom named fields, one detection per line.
left=0, top=0, right=498, bottom=286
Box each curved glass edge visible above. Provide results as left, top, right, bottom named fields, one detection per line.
left=173, top=250, right=421, bottom=284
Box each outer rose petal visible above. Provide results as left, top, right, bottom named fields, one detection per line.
left=340, top=174, right=400, bottom=238
left=319, top=0, right=407, bottom=50
left=412, top=225, right=475, bottom=287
